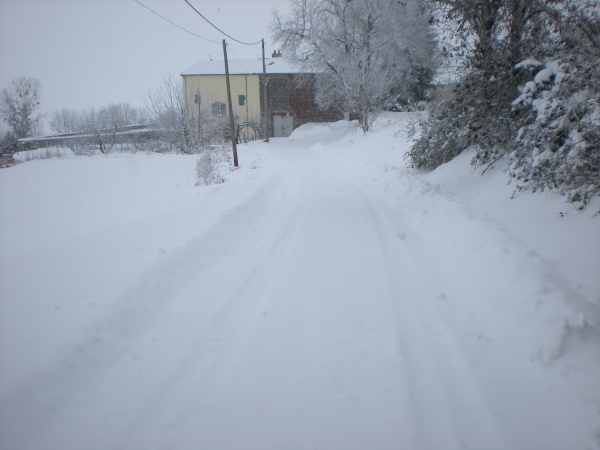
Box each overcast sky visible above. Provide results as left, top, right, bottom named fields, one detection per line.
left=0, top=0, right=290, bottom=131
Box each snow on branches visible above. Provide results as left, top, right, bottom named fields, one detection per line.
left=272, top=0, right=437, bottom=132
left=407, top=0, right=599, bottom=206
left=510, top=57, right=600, bottom=205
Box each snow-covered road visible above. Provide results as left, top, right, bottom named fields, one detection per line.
left=1, top=116, right=599, bottom=449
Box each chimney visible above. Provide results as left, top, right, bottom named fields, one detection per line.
left=271, top=50, right=283, bottom=58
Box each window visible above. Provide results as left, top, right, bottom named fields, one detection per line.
left=238, top=95, right=245, bottom=106
left=212, top=102, right=226, bottom=117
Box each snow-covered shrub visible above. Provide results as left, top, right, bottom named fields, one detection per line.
left=406, top=0, right=543, bottom=171
left=509, top=57, right=600, bottom=204
left=0, top=131, right=19, bottom=154
left=196, top=149, right=226, bottom=186
left=406, top=62, right=522, bottom=170
left=405, top=84, right=470, bottom=170
left=507, top=0, right=600, bottom=204
left=407, top=0, right=599, bottom=205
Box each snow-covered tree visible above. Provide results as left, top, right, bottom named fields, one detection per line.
left=50, top=103, right=147, bottom=153
left=145, top=74, right=201, bottom=153
left=508, top=1, right=600, bottom=204
left=78, top=108, right=113, bottom=153
left=103, top=102, right=147, bottom=128
left=409, top=0, right=557, bottom=167
left=408, top=0, right=599, bottom=205
left=272, top=0, right=438, bottom=132
left=50, top=108, right=81, bottom=134
left=0, top=76, right=43, bottom=138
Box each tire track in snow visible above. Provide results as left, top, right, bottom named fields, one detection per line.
left=113, top=151, right=411, bottom=448
left=360, top=187, right=508, bottom=450
left=0, top=171, right=310, bottom=450
left=351, top=163, right=600, bottom=449
left=156, top=155, right=415, bottom=449
left=115, top=169, right=313, bottom=445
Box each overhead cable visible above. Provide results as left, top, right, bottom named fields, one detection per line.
left=184, top=0, right=263, bottom=46
left=134, top=0, right=221, bottom=44
left=228, top=46, right=251, bottom=73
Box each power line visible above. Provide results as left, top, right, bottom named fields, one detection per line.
left=134, top=0, right=221, bottom=44
left=184, top=0, right=263, bottom=46
left=228, top=46, right=251, bottom=74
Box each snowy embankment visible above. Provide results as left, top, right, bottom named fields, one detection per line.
left=0, top=113, right=599, bottom=449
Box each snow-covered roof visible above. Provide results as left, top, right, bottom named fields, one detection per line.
left=181, top=57, right=301, bottom=76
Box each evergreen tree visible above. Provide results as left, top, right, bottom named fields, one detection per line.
left=408, top=0, right=599, bottom=205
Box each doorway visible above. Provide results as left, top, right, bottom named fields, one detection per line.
left=272, top=114, right=294, bottom=137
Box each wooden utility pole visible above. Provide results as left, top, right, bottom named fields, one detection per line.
left=222, top=39, right=238, bottom=167
left=195, top=89, right=203, bottom=147
left=261, top=39, right=269, bottom=142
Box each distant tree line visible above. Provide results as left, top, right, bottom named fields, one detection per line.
left=0, top=73, right=225, bottom=156
left=48, top=103, right=149, bottom=153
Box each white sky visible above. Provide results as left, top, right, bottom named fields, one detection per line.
left=0, top=0, right=290, bottom=131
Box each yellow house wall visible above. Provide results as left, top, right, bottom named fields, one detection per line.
left=183, top=74, right=261, bottom=124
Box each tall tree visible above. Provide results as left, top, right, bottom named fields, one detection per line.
left=145, top=74, right=200, bottom=153
left=0, top=76, right=43, bottom=138
left=50, top=108, right=80, bottom=134
left=272, top=0, right=438, bottom=132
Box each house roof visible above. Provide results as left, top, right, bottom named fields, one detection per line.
left=181, top=57, right=302, bottom=76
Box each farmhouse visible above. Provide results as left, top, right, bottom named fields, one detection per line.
left=180, top=51, right=338, bottom=139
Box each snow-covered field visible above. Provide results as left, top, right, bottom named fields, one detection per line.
left=1, top=113, right=599, bottom=449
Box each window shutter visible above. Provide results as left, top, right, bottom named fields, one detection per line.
left=221, top=102, right=226, bottom=116
left=238, top=95, right=245, bottom=106
left=212, top=103, right=217, bottom=116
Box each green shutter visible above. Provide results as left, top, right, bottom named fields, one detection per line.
left=238, top=95, right=245, bottom=106
left=221, top=102, right=226, bottom=116
left=212, top=103, right=217, bottom=116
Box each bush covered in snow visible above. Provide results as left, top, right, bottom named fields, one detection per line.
left=407, top=0, right=599, bottom=206
left=509, top=58, right=599, bottom=204
left=195, top=147, right=231, bottom=186
left=406, top=65, right=521, bottom=171
left=0, top=131, right=19, bottom=154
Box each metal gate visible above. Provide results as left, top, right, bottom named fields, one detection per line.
left=272, top=114, right=294, bottom=137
